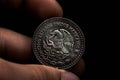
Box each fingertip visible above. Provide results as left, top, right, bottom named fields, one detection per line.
left=26, top=0, right=63, bottom=19
left=61, top=71, right=80, bottom=80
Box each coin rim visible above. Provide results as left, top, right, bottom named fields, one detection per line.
left=32, top=17, right=85, bottom=69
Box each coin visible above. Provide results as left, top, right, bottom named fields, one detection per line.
left=32, top=17, right=85, bottom=69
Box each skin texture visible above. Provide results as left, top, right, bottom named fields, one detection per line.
left=0, top=0, right=85, bottom=80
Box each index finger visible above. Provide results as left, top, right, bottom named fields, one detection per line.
left=0, top=0, right=63, bottom=18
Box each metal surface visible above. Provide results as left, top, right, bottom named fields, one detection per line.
left=32, top=17, right=85, bottom=69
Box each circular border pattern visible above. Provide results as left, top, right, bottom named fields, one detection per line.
left=32, top=17, right=85, bottom=69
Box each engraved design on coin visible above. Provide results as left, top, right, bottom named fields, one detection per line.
left=44, top=28, right=74, bottom=57
left=32, top=17, right=85, bottom=69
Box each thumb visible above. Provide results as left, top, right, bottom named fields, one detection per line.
left=0, top=58, right=79, bottom=80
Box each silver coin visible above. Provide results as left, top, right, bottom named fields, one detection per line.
left=32, top=17, right=85, bottom=69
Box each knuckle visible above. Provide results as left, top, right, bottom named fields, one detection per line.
left=32, top=66, right=47, bottom=80
left=30, top=65, right=61, bottom=80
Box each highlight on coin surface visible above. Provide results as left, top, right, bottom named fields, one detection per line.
left=32, top=17, right=85, bottom=69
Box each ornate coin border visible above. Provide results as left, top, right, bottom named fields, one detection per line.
left=32, top=17, right=85, bottom=69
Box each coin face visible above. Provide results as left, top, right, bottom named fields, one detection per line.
left=32, top=17, right=85, bottom=69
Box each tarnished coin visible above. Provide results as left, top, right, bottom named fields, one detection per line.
left=32, top=17, right=85, bottom=69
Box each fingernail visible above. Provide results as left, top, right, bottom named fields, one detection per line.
left=61, top=71, right=80, bottom=80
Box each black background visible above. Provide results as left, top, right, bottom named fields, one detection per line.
left=0, top=0, right=99, bottom=80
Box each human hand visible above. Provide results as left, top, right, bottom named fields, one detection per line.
left=0, top=0, right=85, bottom=80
